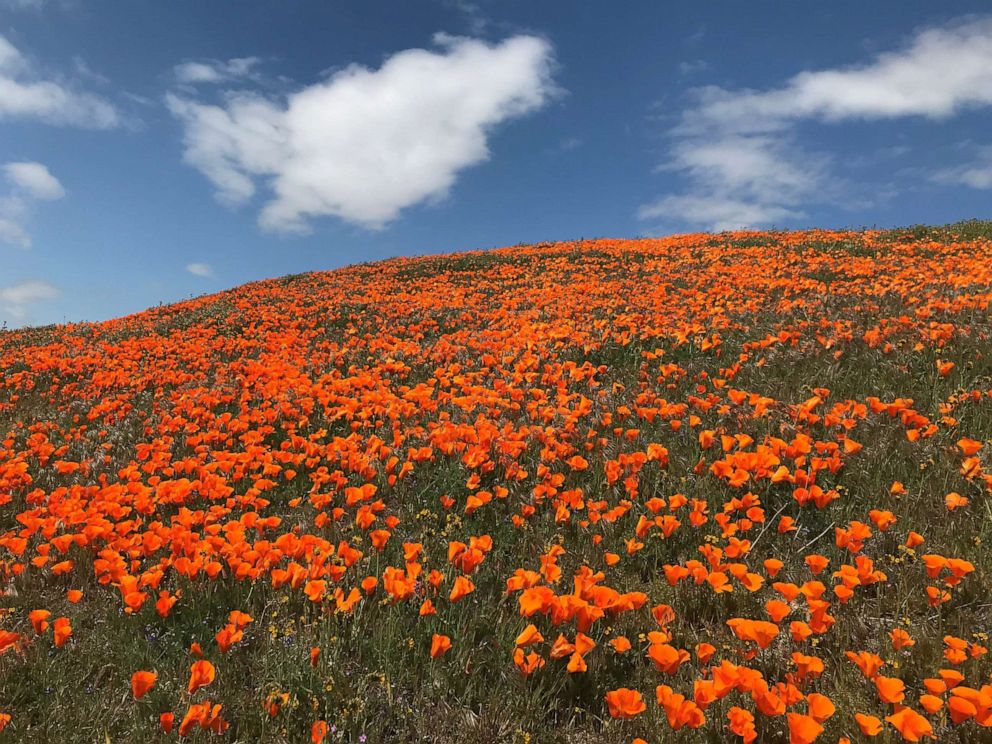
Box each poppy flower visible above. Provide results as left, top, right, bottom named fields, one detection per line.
left=885, top=707, right=933, bottom=741
left=28, top=609, right=50, bottom=635
left=944, top=492, right=969, bottom=511
left=727, top=618, right=779, bottom=649
left=311, top=720, right=329, bottom=744
left=727, top=706, right=757, bottom=743
left=919, top=695, right=944, bottom=715
left=905, top=531, right=925, bottom=548
left=513, top=648, right=545, bottom=675
left=610, top=636, right=632, bottom=654
left=449, top=575, right=475, bottom=602
left=778, top=516, right=798, bottom=533
left=131, top=670, right=157, bottom=699
left=566, top=651, right=587, bottom=673
left=52, top=617, right=72, bottom=647
left=695, top=642, right=716, bottom=663
left=957, top=437, right=982, bottom=456
left=604, top=688, right=645, bottom=719
left=855, top=713, right=883, bottom=736
left=188, top=660, right=216, bottom=694
left=647, top=643, right=689, bottom=674
left=656, top=685, right=705, bottom=730
left=804, top=554, right=829, bottom=575
left=875, top=676, right=905, bottom=704
left=430, top=634, right=452, bottom=658
left=515, top=624, right=544, bottom=648
left=806, top=693, right=834, bottom=722
left=787, top=712, right=824, bottom=744
left=550, top=635, right=575, bottom=660
left=846, top=650, right=884, bottom=679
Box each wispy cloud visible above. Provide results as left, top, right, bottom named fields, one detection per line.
left=185, top=262, right=214, bottom=277
left=0, top=0, right=48, bottom=10
left=0, top=33, right=120, bottom=128
left=3, top=161, right=66, bottom=200
left=0, top=279, right=59, bottom=326
left=174, top=57, right=262, bottom=86
left=642, top=17, right=992, bottom=231
left=677, top=60, right=708, bottom=76
left=932, top=144, right=992, bottom=189
left=167, top=33, right=557, bottom=233
left=0, top=161, right=65, bottom=248
left=0, top=208, right=31, bottom=248
left=443, top=0, right=491, bottom=35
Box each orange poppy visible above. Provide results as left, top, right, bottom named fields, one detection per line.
left=131, top=670, right=157, bottom=699
left=604, top=688, right=645, bottom=719
left=188, top=660, right=216, bottom=694
left=430, top=634, right=452, bottom=658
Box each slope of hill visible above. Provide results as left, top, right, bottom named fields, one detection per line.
left=1, top=228, right=992, bottom=742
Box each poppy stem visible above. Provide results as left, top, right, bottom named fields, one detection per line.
left=799, top=522, right=835, bottom=553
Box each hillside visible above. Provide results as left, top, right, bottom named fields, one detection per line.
left=2, top=227, right=992, bottom=742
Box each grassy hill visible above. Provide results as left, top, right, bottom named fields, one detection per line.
left=1, top=227, right=991, bottom=742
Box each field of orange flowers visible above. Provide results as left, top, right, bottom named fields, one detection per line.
left=1, top=225, right=991, bottom=742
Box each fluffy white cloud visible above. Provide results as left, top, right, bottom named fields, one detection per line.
left=0, top=34, right=119, bottom=128
left=3, top=161, right=65, bottom=200
left=174, top=57, right=261, bottom=85
left=168, top=33, right=556, bottom=231
left=185, top=262, right=214, bottom=277
left=643, top=17, right=992, bottom=230
left=0, top=161, right=65, bottom=248
left=0, top=279, right=58, bottom=324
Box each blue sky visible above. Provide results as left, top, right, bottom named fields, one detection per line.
left=3, top=1, right=992, bottom=327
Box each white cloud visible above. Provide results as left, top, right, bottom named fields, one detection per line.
left=669, top=135, right=828, bottom=206
left=685, top=18, right=992, bottom=134
left=640, top=134, right=831, bottom=231
left=677, top=60, right=708, bottom=76
left=0, top=279, right=57, bottom=304
left=933, top=145, right=992, bottom=189
left=186, top=262, right=214, bottom=277
left=0, top=36, right=22, bottom=70
left=0, top=34, right=119, bottom=128
left=168, top=34, right=556, bottom=232
left=3, top=161, right=65, bottom=200
left=0, top=0, right=47, bottom=10
left=639, top=196, right=802, bottom=233
left=0, top=279, right=58, bottom=324
left=0, top=215, right=31, bottom=248
left=0, top=161, right=64, bottom=248
left=643, top=17, right=992, bottom=230
left=174, top=57, right=261, bottom=85
left=72, top=56, right=110, bottom=85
